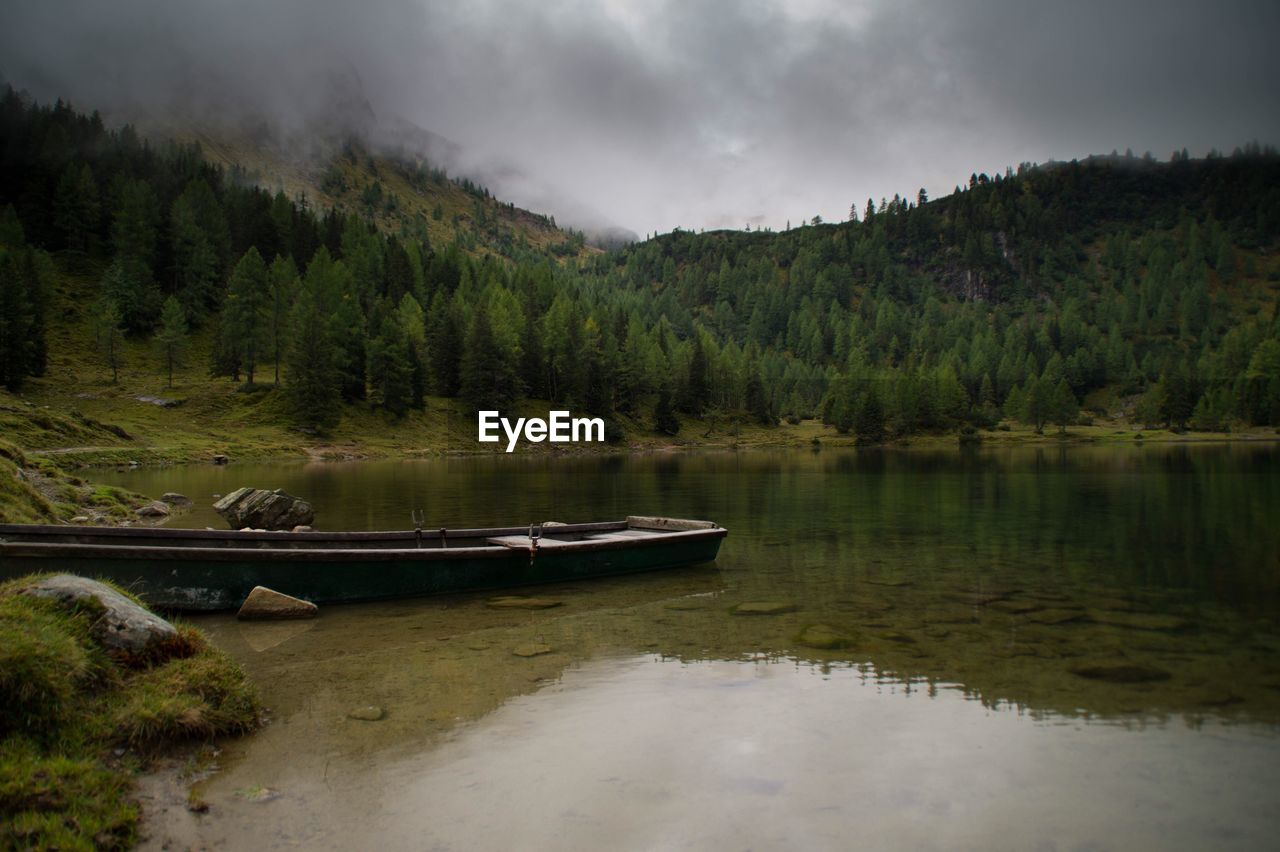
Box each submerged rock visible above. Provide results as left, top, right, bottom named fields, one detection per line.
left=237, top=586, right=318, bottom=621
left=136, top=501, right=170, bottom=518
left=347, top=705, right=386, bottom=721
left=731, top=601, right=799, bottom=616
left=796, top=624, right=855, bottom=650
left=160, top=492, right=192, bottom=506
left=214, top=487, right=314, bottom=531
left=18, top=574, right=177, bottom=659
left=513, top=643, right=553, bottom=657
left=1069, top=663, right=1172, bottom=683
left=486, top=596, right=563, bottom=610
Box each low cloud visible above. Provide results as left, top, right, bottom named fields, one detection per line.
left=3, top=0, right=1277, bottom=235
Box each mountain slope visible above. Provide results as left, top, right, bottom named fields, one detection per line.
left=1, top=84, right=1278, bottom=470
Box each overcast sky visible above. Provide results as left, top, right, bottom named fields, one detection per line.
left=3, top=0, right=1279, bottom=236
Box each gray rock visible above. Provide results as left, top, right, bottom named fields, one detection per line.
left=18, top=574, right=177, bottom=659
left=212, top=454, right=229, bottom=465
left=160, top=492, right=192, bottom=506
left=136, top=501, right=170, bottom=518
left=213, top=487, right=314, bottom=531
left=134, top=395, right=180, bottom=408
left=291, top=525, right=314, bottom=533
left=237, top=586, right=318, bottom=620
left=347, top=706, right=386, bottom=721
left=70, top=515, right=90, bottom=523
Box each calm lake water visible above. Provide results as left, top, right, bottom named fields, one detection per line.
left=96, top=445, right=1280, bottom=851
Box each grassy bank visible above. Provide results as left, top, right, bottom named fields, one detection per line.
left=5, top=377, right=1277, bottom=477
left=0, top=576, right=259, bottom=850
left=0, top=438, right=153, bottom=525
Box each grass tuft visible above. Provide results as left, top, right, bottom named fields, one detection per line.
left=0, top=576, right=260, bottom=849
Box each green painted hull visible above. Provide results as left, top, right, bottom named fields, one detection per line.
left=0, top=521, right=726, bottom=610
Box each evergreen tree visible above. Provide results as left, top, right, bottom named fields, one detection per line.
left=285, top=284, right=342, bottom=432
left=460, top=305, right=520, bottom=413
left=682, top=338, right=710, bottom=415
left=53, top=163, right=99, bottom=254
left=267, top=255, right=299, bottom=385
left=1241, top=339, right=1280, bottom=425
left=396, top=293, right=428, bottom=409
left=653, top=389, right=680, bottom=435
left=155, top=296, right=187, bottom=388
left=854, top=386, right=886, bottom=443
left=220, top=248, right=270, bottom=384
left=90, top=295, right=126, bottom=383
left=111, top=178, right=160, bottom=270
left=101, top=255, right=161, bottom=332
left=367, top=311, right=415, bottom=417
left=425, top=290, right=463, bottom=397
left=170, top=179, right=228, bottom=319
left=1049, top=378, right=1078, bottom=432
left=1158, top=363, right=1196, bottom=429
left=745, top=372, right=772, bottom=425
left=0, top=251, right=36, bottom=390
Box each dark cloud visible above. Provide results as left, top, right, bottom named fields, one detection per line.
left=3, top=0, right=1278, bottom=235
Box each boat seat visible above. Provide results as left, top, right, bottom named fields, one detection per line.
left=588, top=530, right=656, bottom=540
left=486, top=535, right=576, bottom=549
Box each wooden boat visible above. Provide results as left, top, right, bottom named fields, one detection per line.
left=0, top=516, right=727, bottom=611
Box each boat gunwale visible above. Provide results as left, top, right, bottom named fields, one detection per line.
left=0, top=526, right=728, bottom=562
left=0, top=520, right=630, bottom=543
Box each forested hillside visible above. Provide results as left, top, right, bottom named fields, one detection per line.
left=2, top=85, right=1279, bottom=447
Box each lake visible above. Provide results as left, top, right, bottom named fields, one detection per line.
left=96, top=444, right=1280, bottom=850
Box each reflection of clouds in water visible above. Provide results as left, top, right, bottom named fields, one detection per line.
left=349, top=658, right=1280, bottom=851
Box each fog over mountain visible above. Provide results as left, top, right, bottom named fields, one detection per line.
left=3, top=0, right=1278, bottom=237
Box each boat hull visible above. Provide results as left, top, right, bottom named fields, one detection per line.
left=0, top=522, right=726, bottom=610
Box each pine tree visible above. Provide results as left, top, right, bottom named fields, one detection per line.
left=170, top=180, right=228, bottom=319
left=0, top=251, right=35, bottom=390
left=111, top=178, right=160, bottom=270
left=425, top=290, right=463, bottom=396
left=267, top=255, right=299, bottom=385
left=854, top=387, right=886, bottom=444
left=53, top=163, right=99, bottom=254
left=460, top=305, right=520, bottom=413
left=101, top=255, right=161, bottom=332
left=745, top=372, right=772, bottom=425
left=220, top=248, right=270, bottom=384
left=682, top=338, right=710, bottom=415
left=653, top=389, right=680, bottom=435
left=155, top=296, right=187, bottom=388
left=367, top=311, right=415, bottom=417
left=90, top=295, right=126, bottom=383
left=285, top=284, right=342, bottom=432
left=1050, top=378, right=1078, bottom=432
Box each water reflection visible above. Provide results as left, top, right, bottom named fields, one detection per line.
left=99, top=446, right=1280, bottom=848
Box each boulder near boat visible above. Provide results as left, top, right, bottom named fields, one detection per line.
left=0, top=517, right=727, bottom=611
